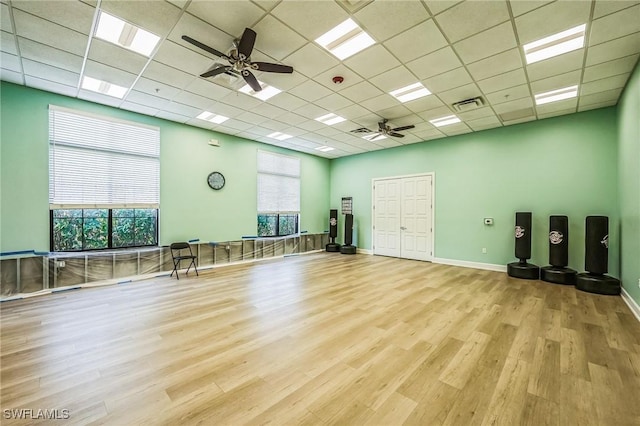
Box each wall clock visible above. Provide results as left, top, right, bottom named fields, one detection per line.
left=207, top=172, right=225, bottom=190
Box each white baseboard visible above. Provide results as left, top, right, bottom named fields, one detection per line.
left=621, top=287, right=640, bottom=323
left=356, top=248, right=373, bottom=255
left=432, top=257, right=508, bottom=273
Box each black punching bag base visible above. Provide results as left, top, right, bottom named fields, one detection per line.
left=507, top=262, right=540, bottom=280
left=326, top=243, right=341, bottom=252
left=541, top=266, right=577, bottom=285
left=575, top=273, right=621, bottom=295
left=340, top=245, right=357, bottom=255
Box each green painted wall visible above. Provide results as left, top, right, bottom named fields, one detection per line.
left=618, top=62, right=640, bottom=305
left=0, top=82, right=330, bottom=252
left=330, top=108, right=620, bottom=277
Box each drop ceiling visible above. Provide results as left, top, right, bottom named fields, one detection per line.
left=1, top=0, right=638, bottom=158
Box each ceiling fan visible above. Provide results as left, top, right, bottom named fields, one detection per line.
left=372, top=119, right=415, bottom=138
left=182, top=28, right=294, bottom=92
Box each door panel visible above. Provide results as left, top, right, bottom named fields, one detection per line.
left=374, top=174, right=433, bottom=261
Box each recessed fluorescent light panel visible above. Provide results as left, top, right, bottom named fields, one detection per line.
left=523, top=24, right=586, bottom=64
left=429, top=115, right=461, bottom=127
left=315, top=113, right=346, bottom=126
left=196, top=111, right=229, bottom=124
left=238, top=81, right=281, bottom=101
left=95, top=10, right=160, bottom=57
left=534, top=85, right=578, bottom=105
left=362, top=133, right=387, bottom=141
left=267, top=132, right=293, bottom=141
left=316, top=146, right=334, bottom=152
left=315, top=18, right=375, bottom=60
left=389, top=83, right=431, bottom=103
left=81, top=76, right=127, bottom=98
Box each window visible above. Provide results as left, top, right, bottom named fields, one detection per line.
left=48, top=105, right=160, bottom=251
left=257, top=150, right=300, bottom=237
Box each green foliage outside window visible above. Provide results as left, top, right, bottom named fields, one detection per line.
left=257, top=213, right=298, bottom=237
left=52, top=208, right=157, bottom=251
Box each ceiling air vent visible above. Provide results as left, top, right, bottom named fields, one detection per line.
left=350, top=127, right=372, bottom=134
left=498, top=107, right=535, bottom=123
left=452, top=97, right=484, bottom=112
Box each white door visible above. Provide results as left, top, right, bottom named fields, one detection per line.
left=373, top=174, right=433, bottom=261
left=373, top=178, right=401, bottom=257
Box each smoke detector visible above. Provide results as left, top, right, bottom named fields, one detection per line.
left=452, top=97, right=484, bottom=112
left=332, top=76, right=344, bottom=84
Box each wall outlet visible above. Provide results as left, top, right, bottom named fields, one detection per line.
left=56, top=260, right=65, bottom=268
left=638, top=278, right=640, bottom=288
left=482, top=248, right=487, bottom=254
left=226, top=245, right=230, bottom=250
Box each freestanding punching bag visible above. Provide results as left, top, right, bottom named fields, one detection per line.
left=326, top=209, right=341, bottom=252
left=507, top=212, right=540, bottom=279
left=340, top=214, right=357, bottom=255
left=575, top=216, right=620, bottom=295
left=541, top=215, right=577, bottom=284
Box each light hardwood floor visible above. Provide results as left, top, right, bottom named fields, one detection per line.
left=1, top=253, right=639, bottom=425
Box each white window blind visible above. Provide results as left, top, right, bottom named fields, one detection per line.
left=257, top=150, right=300, bottom=212
left=49, top=105, right=160, bottom=208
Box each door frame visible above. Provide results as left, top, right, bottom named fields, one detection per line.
left=371, top=172, right=435, bottom=260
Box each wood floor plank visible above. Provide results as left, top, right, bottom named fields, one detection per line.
left=1, top=253, right=638, bottom=425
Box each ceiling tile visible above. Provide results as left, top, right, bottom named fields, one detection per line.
left=391, top=114, right=424, bottom=126
left=383, top=20, right=448, bottom=63
left=467, top=114, right=502, bottom=131
left=24, top=75, right=76, bottom=97
left=440, top=122, right=472, bottom=136
left=314, top=93, right=353, bottom=111
left=343, top=44, right=401, bottom=79
left=186, top=1, right=265, bottom=38
left=172, top=90, right=217, bottom=110
left=220, top=91, right=263, bottom=110
left=336, top=103, right=371, bottom=120
left=252, top=0, right=280, bottom=12
left=593, top=0, right=639, bottom=19
left=586, top=33, right=640, bottom=66
left=23, top=59, right=79, bottom=86
left=121, top=101, right=160, bottom=117
left=404, top=94, right=445, bottom=114
left=12, top=0, right=94, bottom=34
left=1, top=68, right=23, bottom=84
left=582, top=54, right=639, bottom=82
left=259, top=70, right=307, bottom=92
left=412, top=127, right=444, bottom=139
left=236, top=111, right=271, bottom=126
left=456, top=107, right=497, bottom=121
left=485, top=84, right=531, bottom=105
left=360, top=93, right=400, bottom=112
left=153, top=40, right=214, bottom=76
left=271, top=0, right=349, bottom=41
left=537, top=108, right=576, bottom=120
left=184, top=77, right=233, bottom=100
left=162, top=101, right=200, bottom=118
left=83, top=60, right=139, bottom=89
left=369, top=66, right=419, bottom=93
left=78, top=89, right=123, bottom=107
left=509, top=0, right=554, bottom=17
left=133, top=77, right=182, bottom=100
left=435, top=0, right=510, bottom=43
left=168, top=12, right=234, bottom=55
left=313, top=125, right=342, bottom=137
left=478, top=68, right=527, bottom=94
left=580, top=73, right=630, bottom=96
left=88, top=39, right=148, bottom=75
left=530, top=70, right=581, bottom=93
left=423, top=67, right=473, bottom=93
left=437, top=83, right=483, bottom=106
left=296, top=119, right=326, bottom=132
left=289, top=79, right=333, bottom=102
left=339, top=80, right=384, bottom=103
left=493, top=97, right=534, bottom=115
left=514, top=0, right=591, bottom=45
left=578, top=88, right=623, bottom=106
left=251, top=15, right=307, bottom=61
left=466, top=48, right=523, bottom=80
left=18, top=38, right=83, bottom=74
left=13, top=9, right=88, bottom=56
left=355, top=1, right=430, bottom=42
left=274, top=112, right=307, bottom=126
left=251, top=102, right=288, bottom=119
left=423, top=1, right=462, bottom=16
left=1, top=31, right=17, bottom=55
left=101, top=0, right=181, bottom=38
left=526, top=49, right=584, bottom=81
left=206, top=101, right=244, bottom=119
left=288, top=102, right=327, bottom=120
left=589, top=4, right=640, bottom=46
left=266, top=92, right=307, bottom=111
left=1, top=3, right=13, bottom=32
left=126, top=90, right=171, bottom=110
left=406, top=46, right=462, bottom=79
left=418, top=105, right=456, bottom=121
left=1, top=51, right=20, bottom=72
left=577, top=99, right=617, bottom=112
left=453, top=22, right=517, bottom=64
left=314, top=64, right=364, bottom=91
left=142, top=61, right=194, bottom=89
left=375, top=104, right=412, bottom=120
left=535, top=97, right=577, bottom=115
left=284, top=43, right=339, bottom=78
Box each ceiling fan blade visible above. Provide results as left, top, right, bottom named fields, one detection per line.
left=242, top=69, right=262, bottom=92
left=252, top=62, right=294, bottom=73
left=182, top=35, right=230, bottom=61
left=391, top=125, right=415, bottom=132
left=388, top=132, right=405, bottom=138
left=238, top=28, right=257, bottom=59
left=200, top=65, right=232, bottom=78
